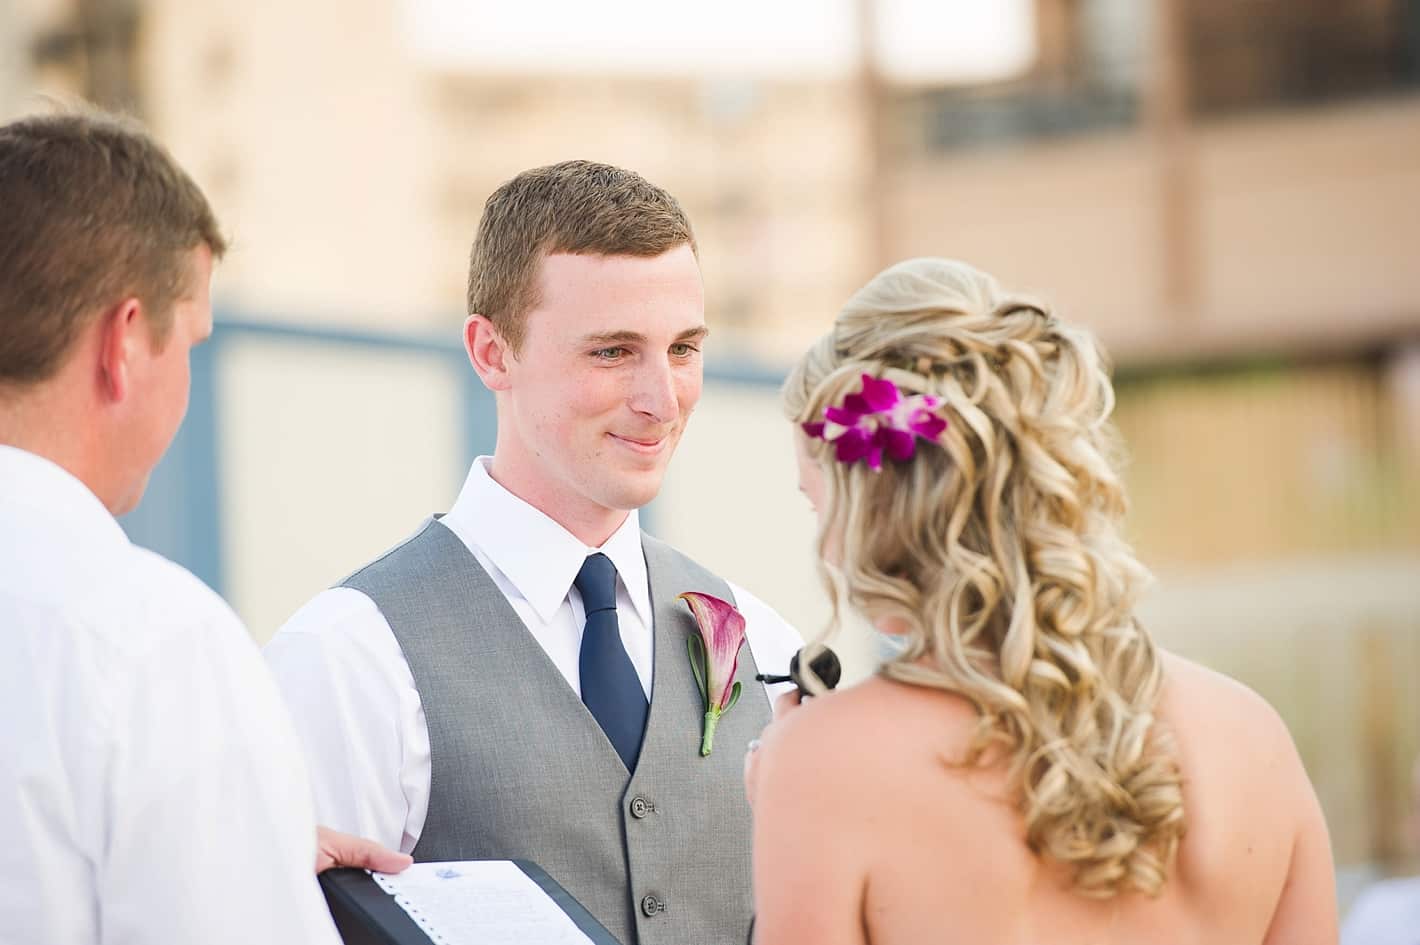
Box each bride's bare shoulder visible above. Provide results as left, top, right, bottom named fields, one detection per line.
left=758, top=674, right=985, bottom=797
left=1158, top=650, right=1296, bottom=755
left=774, top=671, right=976, bottom=736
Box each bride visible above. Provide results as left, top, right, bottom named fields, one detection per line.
left=747, top=258, right=1337, bottom=945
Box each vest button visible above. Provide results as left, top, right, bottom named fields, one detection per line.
left=640, top=894, right=664, bottom=917
left=630, top=795, right=653, bottom=818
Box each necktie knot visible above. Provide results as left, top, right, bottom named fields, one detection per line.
left=574, top=553, right=618, bottom=615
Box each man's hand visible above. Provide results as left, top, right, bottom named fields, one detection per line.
left=315, top=826, right=413, bottom=874
left=744, top=690, right=805, bottom=809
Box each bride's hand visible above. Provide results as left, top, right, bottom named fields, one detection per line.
left=744, top=690, right=805, bottom=808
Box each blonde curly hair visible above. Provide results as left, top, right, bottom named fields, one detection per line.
left=783, top=258, right=1185, bottom=898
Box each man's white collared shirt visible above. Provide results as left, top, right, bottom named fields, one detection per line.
left=0, top=446, right=338, bottom=945
left=264, top=457, right=802, bottom=855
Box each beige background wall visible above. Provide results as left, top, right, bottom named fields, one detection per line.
left=217, top=339, right=464, bottom=639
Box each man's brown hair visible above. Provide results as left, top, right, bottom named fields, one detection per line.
left=467, top=160, right=695, bottom=353
left=0, top=108, right=226, bottom=385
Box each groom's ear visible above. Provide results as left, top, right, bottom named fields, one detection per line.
left=464, top=314, right=514, bottom=392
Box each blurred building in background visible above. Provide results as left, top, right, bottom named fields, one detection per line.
left=5, top=0, right=1419, bottom=902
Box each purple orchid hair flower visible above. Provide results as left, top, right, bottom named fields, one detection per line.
left=801, top=373, right=948, bottom=471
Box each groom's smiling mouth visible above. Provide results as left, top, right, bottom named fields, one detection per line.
left=607, top=431, right=674, bottom=455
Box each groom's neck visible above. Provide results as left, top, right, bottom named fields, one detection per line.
left=486, top=452, right=631, bottom=549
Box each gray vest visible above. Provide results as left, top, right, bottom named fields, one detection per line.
left=342, top=518, right=771, bottom=945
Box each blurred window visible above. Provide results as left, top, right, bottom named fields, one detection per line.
left=897, top=0, right=1146, bottom=153
left=897, top=0, right=1420, bottom=153
left=1186, top=0, right=1420, bottom=117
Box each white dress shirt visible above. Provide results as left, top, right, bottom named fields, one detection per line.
left=0, top=446, right=338, bottom=945
left=264, top=457, right=803, bottom=855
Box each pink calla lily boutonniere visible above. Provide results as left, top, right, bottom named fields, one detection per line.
left=678, top=592, right=747, bottom=756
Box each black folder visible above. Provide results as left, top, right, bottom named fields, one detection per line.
left=319, top=860, right=623, bottom=945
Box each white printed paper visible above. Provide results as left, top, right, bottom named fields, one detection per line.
left=372, top=860, right=595, bottom=945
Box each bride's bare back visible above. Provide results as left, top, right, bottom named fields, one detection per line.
left=750, top=651, right=1337, bottom=945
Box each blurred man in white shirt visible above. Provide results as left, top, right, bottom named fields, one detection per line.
left=0, top=108, right=406, bottom=945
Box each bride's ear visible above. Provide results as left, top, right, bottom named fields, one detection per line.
left=465, top=314, right=512, bottom=391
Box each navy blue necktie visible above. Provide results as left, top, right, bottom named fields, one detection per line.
left=575, top=553, right=648, bottom=771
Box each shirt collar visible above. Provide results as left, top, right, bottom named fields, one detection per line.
left=442, top=458, right=652, bottom=627
left=0, top=445, right=130, bottom=550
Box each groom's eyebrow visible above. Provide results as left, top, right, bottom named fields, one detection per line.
left=579, top=326, right=710, bottom=346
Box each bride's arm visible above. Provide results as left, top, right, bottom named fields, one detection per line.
left=748, top=694, right=871, bottom=945
left=1260, top=720, right=1339, bottom=945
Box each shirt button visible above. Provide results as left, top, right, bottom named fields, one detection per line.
left=640, top=894, right=664, bottom=917
left=630, top=796, right=653, bottom=818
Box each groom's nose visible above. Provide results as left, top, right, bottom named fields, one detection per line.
left=628, top=357, right=680, bottom=424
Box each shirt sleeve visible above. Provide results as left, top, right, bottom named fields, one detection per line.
left=728, top=581, right=804, bottom=703
left=263, top=587, right=432, bottom=855
left=99, top=588, right=338, bottom=945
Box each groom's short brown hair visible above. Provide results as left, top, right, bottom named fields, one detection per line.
left=466, top=160, right=695, bottom=354
left=0, top=108, right=226, bottom=386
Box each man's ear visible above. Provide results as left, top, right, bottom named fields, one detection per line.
left=465, top=314, right=515, bottom=392
left=96, top=297, right=145, bottom=404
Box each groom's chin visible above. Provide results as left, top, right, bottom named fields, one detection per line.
left=595, top=469, right=668, bottom=513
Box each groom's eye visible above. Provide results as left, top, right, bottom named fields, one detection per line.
left=591, top=347, right=627, bottom=361
left=669, top=343, right=699, bottom=358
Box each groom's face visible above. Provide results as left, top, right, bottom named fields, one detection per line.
left=503, top=245, right=706, bottom=514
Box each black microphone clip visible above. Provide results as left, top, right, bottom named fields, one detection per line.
left=755, top=645, right=842, bottom=697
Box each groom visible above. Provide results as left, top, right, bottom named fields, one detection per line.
left=265, top=160, right=801, bottom=945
